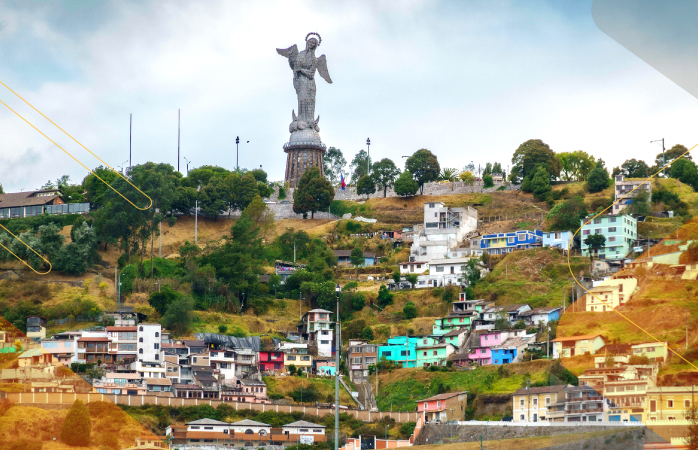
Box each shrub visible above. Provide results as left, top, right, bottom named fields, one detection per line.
left=403, top=302, right=417, bottom=320
left=218, top=324, right=228, bottom=334
left=60, top=399, right=91, bottom=446
left=361, top=326, right=375, bottom=341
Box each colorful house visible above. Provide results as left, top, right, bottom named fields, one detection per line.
left=441, top=329, right=468, bottom=349
left=630, top=342, right=668, bottom=364
left=258, top=350, right=284, bottom=373
left=585, top=277, right=637, bottom=312
left=468, top=347, right=491, bottom=365
left=415, top=343, right=456, bottom=367
left=479, top=230, right=543, bottom=255
left=519, top=307, right=562, bottom=326
left=333, top=250, right=376, bottom=266
left=542, top=231, right=575, bottom=251
left=552, top=334, right=606, bottom=358
left=432, top=314, right=473, bottom=335
left=580, top=214, right=637, bottom=260
left=512, top=385, right=567, bottom=422
left=417, top=391, right=468, bottom=422
left=378, top=336, right=418, bottom=368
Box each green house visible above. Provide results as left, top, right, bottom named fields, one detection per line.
left=415, top=343, right=457, bottom=367
left=580, top=214, right=637, bottom=260
left=433, top=315, right=471, bottom=335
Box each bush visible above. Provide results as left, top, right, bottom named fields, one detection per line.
left=403, top=302, right=417, bottom=319
left=377, top=285, right=393, bottom=307
left=361, top=326, right=375, bottom=341
left=60, top=399, right=91, bottom=446
left=218, top=324, right=228, bottom=334
left=351, top=293, right=366, bottom=311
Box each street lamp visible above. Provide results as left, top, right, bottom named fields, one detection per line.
left=184, top=157, right=191, bottom=176
left=384, top=425, right=390, bottom=441
left=651, top=138, right=665, bottom=176
left=334, top=283, right=341, bottom=450
left=236, top=136, right=240, bottom=171
left=118, top=272, right=123, bottom=306
left=366, top=138, right=371, bottom=175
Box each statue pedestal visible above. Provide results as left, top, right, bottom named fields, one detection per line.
left=283, top=132, right=326, bottom=188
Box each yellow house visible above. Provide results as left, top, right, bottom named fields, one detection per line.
left=552, top=335, right=606, bottom=358
left=511, top=385, right=567, bottom=422
left=646, top=386, right=697, bottom=421
left=284, top=353, right=313, bottom=373
left=585, top=278, right=637, bottom=312
left=630, top=342, right=668, bottom=364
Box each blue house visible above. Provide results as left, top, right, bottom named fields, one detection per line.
left=378, top=336, right=417, bottom=368
left=480, top=230, right=543, bottom=255
left=542, top=231, right=575, bottom=251
left=333, top=250, right=376, bottom=267
left=519, top=307, right=562, bottom=327
left=490, top=348, right=517, bottom=365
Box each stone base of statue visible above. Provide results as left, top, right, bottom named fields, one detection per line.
left=283, top=127, right=326, bottom=188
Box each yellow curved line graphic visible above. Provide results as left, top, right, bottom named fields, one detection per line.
left=0, top=223, right=52, bottom=275
left=567, top=143, right=698, bottom=371
left=0, top=81, right=152, bottom=211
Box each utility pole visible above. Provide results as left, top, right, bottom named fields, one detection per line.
left=178, top=109, right=181, bottom=172
left=194, top=199, right=198, bottom=244
left=366, top=138, right=371, bottom=175
left=129, top=113, right=132, bottom=171
left=335, top=284, right=341, bottom=450
left=651, top=138, right=666, bottom=176
left=159, top=220, right=162, bottom=258
left=236, top=136, right=240, bottom=171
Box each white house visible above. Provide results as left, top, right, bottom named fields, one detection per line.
left=399, top=261, right=429, bottom=275
left=209, top=348, right=237, bottom=384
left=281, top=420, right=327, bottom=445
left=542, top=231, right=575, bottom=251
left=228, top=419, right=271, bottom=437
left=410, top=202, right=478, bottom=261
left=136, top=323, right=164, bottom=378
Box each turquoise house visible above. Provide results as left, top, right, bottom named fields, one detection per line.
left=378, top=336, right=418, bottom=368
left=415, top=343, right=457, bottom=367
left=432, top=315, right=472, bottom=335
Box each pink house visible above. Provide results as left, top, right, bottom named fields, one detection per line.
left=480, top=332, right=503, bottom=347
left=417, top=392, right=468, bottom=422
left=468, top=347, right=491, bottom=365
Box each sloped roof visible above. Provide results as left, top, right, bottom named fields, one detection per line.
left=283, top=420, right=326, bottom=428
left=144, top=378, right=172, bottom=386
left=186, top=418, right=229, bottom=426
left=18, top=348, right=46, bottom=358
left=512, top=385, right=567, bottom=396
left=552, top=334, right=603, bottom=342
left=519, top=307, right=561, bottom=316
left=106, top=326, right=137, bottom=331
left=416, top=391, right=467, bottom=402
left=230, top=419, right=270, bottom=427
left=0, top=190, right=61, bottom=208
left=443, top=329, right=468, bottom=337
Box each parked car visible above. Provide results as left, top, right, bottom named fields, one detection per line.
left=280, top=200, right=291, bottom=204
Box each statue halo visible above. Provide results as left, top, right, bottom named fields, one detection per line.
left=305, top=32, right=321, bottom=46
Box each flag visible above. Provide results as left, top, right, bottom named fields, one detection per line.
left=341, top=173, right=346, bottom=190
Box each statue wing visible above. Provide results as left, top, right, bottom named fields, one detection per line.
left=317, top=54, right=332, bottom=84
left=276, top=44, right=298, bottom=61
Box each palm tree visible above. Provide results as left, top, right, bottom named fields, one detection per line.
left=440, top=168, right=459, bottom=182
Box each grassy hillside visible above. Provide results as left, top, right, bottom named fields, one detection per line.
left=374, top=360, right=561, bottom=412
left=264, top=375, right=355, bottom=405
left=473, top=248, right=589, bottom=308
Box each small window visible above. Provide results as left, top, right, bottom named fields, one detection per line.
left=139, top=348, right=143, bottom=354
left=139, top=326, right=143, bottom=331
left=139, top=337, right=143, bottom=342
left=668, top=400, right=674, bottom=408
left=155, top=332, right=159, bottom=337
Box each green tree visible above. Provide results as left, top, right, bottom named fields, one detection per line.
left=482, top=174, right=494, bottom=189
left=586, top=160, right=611, bottom=193
left=148, top=285, right=182, bottom=316
left=350, top=293, right=366, bottom=311
left=293, top=167, right=335, bottom=219
left=197, top=176, right=231, bottom=218
left=557, top=150, right=595, bottom=181
left=60, top=399, right=91, bottom=446
left=349, top=150, right=371, bottom=183
left=627, top=190, right=651, bottom=216
left=372, top=158, right=401, bottom=197
left=619, top=158, right=650, bottom=178
left=523, top=165, right=551, bottom=200
left=656, top=143, right=692, bottom=170
left=161, top=296, right=195, bottom=336
left=394, top=170, right=419, bottom=196
left=392, top=270, right=401, bottom=284
left=323, top=147, right=347, bottom=186
left=404, top=274, right=418, bottom=288
left=440, top=167, right=459, bottom=182
left=239, top=172, right=261, bottom=209
left=584, top=234, right=606, bottom=257
left=361, top=326, right=375, bottom=341
left=171, top=185, right=198, bottom=215
left=510, top=139, right=561, bottom=183
left=82, top=165, right=120, bottom=208
left=405, top=149, right=440, bottom=195
left=459, top=171, right=476, bottom=186
left=350, top=246, right=365, bottom=267
left=547, top=196, right=587, bottom=231
left=403, top=301, right=417, bottom=319
left=377, top=285, right=394, bottom=307
left=356, top=175, right=376, bottom=199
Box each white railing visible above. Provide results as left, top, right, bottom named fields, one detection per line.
left=451, top=420, right=645, bottom=427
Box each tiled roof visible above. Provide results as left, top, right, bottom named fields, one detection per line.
left=144, top=378, right=172, bottom=386
left=416, top=391, right=467, bottom=402
left=512, top=385, right=567, bottom=396
left=229, top=419, right=270, bottom=427
left=78, top=337, right=110, bottom=342
left=519, top=307, right=560, bottom=316
left=443, top=329, right=468, bottom=337
left=106, top=326, right=137, bottom=331
left=186, top=418, right=229, bottom=426
left=0, top=190, right=61, bottom=208
left=552, top=334, right=603, bottom=342
left=163, top=343, right=186, bottom=348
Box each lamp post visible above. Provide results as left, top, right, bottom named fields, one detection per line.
left=526, top=380, right=531, bottom=423
left=384, top=425, right=389, bottom=441
left=335, top=284, right=341, bottom=450
left=651, top=138, right=665, bottom=176
left=236, top=136, right=240, bottom=171
left=184, top=157, right=191, bottom=176
left=366, top=138, right=371, bottom=175
left=118, top=272, right=123, bottom=306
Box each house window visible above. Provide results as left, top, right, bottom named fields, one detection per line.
left=609, top=227, right=616, bottom=232
left=508, top=237, right=515, bottom=244
left=533, top=398, right=538, bottom=406
left=594, top=229, right=601, bottom=234
left=609, top=237, right=615, bottom=242
left=520, top=414, right=525, bottom=421
left=594, top=218, right=601, bottom=224
left=583, top=230, right=590, bottom=235
left=668, top=400, right=674, bottom=408
left=436, top=267, right=444, bottom=273
left=139, top=349, right=143, bottom=354
left=686, top=400, right=691, bottom=408
left=610, top=217, right=616, bottom=222
left=424, top=402, right=428, bottom=409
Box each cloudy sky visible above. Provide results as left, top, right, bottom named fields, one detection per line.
left=0, top=0, right=697, bottom=191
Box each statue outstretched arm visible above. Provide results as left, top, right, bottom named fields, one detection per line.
left=317, top=55, right=332, bottom=84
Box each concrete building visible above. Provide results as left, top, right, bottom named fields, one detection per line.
left=379, top=336, right=417, bottom=368
left=552, top=335, right=606, bottom=358
left=26, top=316, right=47, bottom=342
left=479, top=230, right=543, bottom=255
left=209, top=348, right=237, bottom=382
left=106, top=325, right=138, bottom=365
left=281, top=421, right=327, bottom=446
left=584, top=277, right=637, bottom=312
left=631, top=342, right=669, bottom=364
left=346, top=340, right=377, bottom=382
left=399, top=261, right=429, bottom=275
left=542, top=231, right=575, bottom=251
left=519, top=307, right=562, bottom=326
left=415, top=343, right=456, bottom=367
left=613, top=175, right=652, bottom=215
left=410, top=202, right=478, bottom=261
left=646, top=385, right=697, bottom=421
left=563, top=384, right=609, bottom=422
left=512, top=385, right=568, bottom=422
left=300, top=309, right=334, bottom=357
left=417, top=391, right=468, bottom=422
left=580, top=214, right=637, bottom=260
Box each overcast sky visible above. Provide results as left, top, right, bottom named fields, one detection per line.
left=0, top=0, right=697, bottom=192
